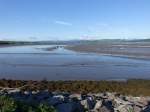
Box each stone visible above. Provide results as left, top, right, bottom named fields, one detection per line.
left=142, top=106, right=150, bottom=112
left=24, top=91, right=32, bottom=95
left=102, top=100, right=114, bottom=112
left=80, top=99, right=89, bottom=110
left=93, top=100, right=102, bottom=111
left=133, top=105, right=142, bottom=112
left=80, top=98, right=95, bottom=110
left=70, top=94, right=82, bottom=100
left=99, top=106, right=114, bottom=112
left=48, top=95, right=64, bottom=105
left=56, top=102, right=84, bottom=112
left=32, top=90, right=39, bottom=95
left=116, top=105, right=133, bottom=112
left=7, top=88, right=20, bottom=94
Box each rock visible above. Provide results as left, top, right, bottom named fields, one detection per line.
left=62, top=92, right=70, bottom=97
left=133, top=105, right=142, bottom=112
left=2, top=89, right=150, bottom=112
left=116, top=105, right=133, bottom=112
left=7, top=88, right=20, bottom=94
left=87, top=96, right=95, bottom=108
left=102, top=100, right=114, bottom=112
left=106, top=92, right=116, bottom=100
left=32, top=90, right=39, bottom=95
left=35, top=91, right=51, bottom=101
left=113, top=98, right=132, bottom=108
left=48, top=95, right=64, bottom=105
left=80, top=98, right=95, bottom=110
left=99, top=106, right=114, bottom=112
left=80, top=99, right=90, bottom=110
left=127, top=96, right=148, bottom=106
left=93, top=100, right=102, bottom=111
left=70, top=94, right=82, bottom=100
left=24, top=91, right=32, bottom=95
left=142, top=106, right=150, bottom=112
left=56, top=102, right=84, bottom=112
left=134, top=102, right=145, bottom=108
left=81, top=93, right=87, bottom=100
left=94, top=93, right=104, bottom=97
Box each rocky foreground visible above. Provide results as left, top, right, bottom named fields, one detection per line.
left=1, top=88, right=150, bottom=112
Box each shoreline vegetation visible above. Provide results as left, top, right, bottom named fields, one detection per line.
left=1, top=79, right=150, bottom=112
left=0, top=79, right=150, bottom=96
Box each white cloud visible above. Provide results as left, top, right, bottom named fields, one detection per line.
left=54, top=20, right=72, bottom=26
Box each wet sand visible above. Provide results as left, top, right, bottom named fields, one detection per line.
left=66, top=42, right=150, bottom=60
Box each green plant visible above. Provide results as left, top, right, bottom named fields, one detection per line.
left=128, top=109, right=133, bottom=112
left=0, top=95, right=17, bottom=112
left=16, top=101, right=34, bottom=112
left=37, top=103, right=57, bottom=112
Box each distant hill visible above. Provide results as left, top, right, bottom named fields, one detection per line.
left=1, top=39, right=150, bottom=46
left=129, top=39, right=150, bottom=42
left=0, top=41, right=16, bottom=45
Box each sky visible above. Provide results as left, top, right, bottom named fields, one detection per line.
left=0, top=0, right=150, bottom=41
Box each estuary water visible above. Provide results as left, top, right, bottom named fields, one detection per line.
left=0, top=45, right=150, bottom=80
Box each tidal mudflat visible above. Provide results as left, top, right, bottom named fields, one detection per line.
left=0, top=44, right=150, bottom=80
left=66, top=41, right=150, bottom=60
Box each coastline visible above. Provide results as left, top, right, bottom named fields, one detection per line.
left=1, top=79, right=150, bottom=112
left=2, top=42, right=150, bottom=60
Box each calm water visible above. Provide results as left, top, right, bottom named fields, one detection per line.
left=0, top=45, right=150, bottom=80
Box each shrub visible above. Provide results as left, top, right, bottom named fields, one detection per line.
left=0, top=95, right=17, bottom=112
left=0, top=95, right=57, bottom=112
left=37, top=103, right=57, bottom=112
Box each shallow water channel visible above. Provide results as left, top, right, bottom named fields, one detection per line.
left=0, top=45, right=150, bottom=80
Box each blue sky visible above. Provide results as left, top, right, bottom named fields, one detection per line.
left=0, top=0, right=150, bottom=41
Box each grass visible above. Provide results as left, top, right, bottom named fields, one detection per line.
left=0, top=79, right=150, bottom=96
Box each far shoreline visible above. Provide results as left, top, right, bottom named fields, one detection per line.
left=1, top=43, right=150, bottom=60
left=65, top=42, right=150, bottom=60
